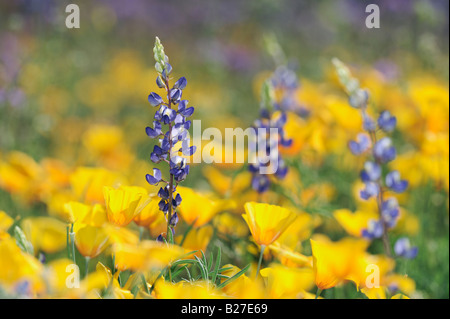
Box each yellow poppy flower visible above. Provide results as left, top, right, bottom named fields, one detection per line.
left=70, top=167, right=127, bottom=204
left=333, top=209, right=379, bottom=237
left=133, top=195, right=161, bottom=227
left=105, top=224, right=139, bottom=246
left=103, top=185, right=147, bottom=226
left=63, top=201, right=92, bottom=225
left=268, top=243, right=312, bottom=268
left=310, top=235, right=369, bottom=290
left=213, top=212, right=249, bottom=238
left=113, top=240, right=185, bottom=272
left=275, top=209, right=318, bottom=248
left=177, top=186, right=231, bottom=227
left=46, top=258, right=77, bottom=296
left=0, top=210, right=14, bottom=240
left=148, top=213, right=167, bottom=238
left=46, top=191, right=76, bottom=223
left=242, top=202, right=297, bottom=246
left=260, top=264, right=315, bottom=298
left=347, top=253, right=395, bottom=290
left=177, top=225, right=213, bottom=258
left=202, top=166, right=251, bottom=197
left=384, top=274, right=416, bottom=296
left=75, top=226, right=109, bottom=258
left=22, top=217, right=67, bottom=254
left=361, top=286, right=388, bottom=299
left=155, top=280, right=224, bottom=299
left=0, top=151, right=42, bottom=203
left=94, top=262, right=134, bottom=299
left=219, top=264, right=266, bottom=299
left=0, top=238, right=43, bottom=290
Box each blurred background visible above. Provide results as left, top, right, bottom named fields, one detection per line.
left=0, top=0, right=448, bottom=298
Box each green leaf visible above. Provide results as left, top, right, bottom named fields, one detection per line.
left=175, top=250, right=198, bottom=260
left=170, top=259, right=197, bottom=268
left=207, top=251, right=214, bottom=271
left=194, top=255, right=208, bottom=280
left=217, top=264, right=250, bottom=289
left=171, top=266, right=186, bottom=280
left=211, top=246, right=222, bottom=284
left=14, top=226, right=34, bottom=255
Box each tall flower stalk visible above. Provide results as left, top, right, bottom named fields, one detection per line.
left=248, top=80, right=292, bottom=193
left=145, top=37, right=196, bottom=244
left=333, top=58, right=417, bottom=259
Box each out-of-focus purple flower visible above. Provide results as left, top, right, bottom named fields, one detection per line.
left=360, top=181, right=379, bottom=200
left=373, top=137, right=396, bottom=163
left=381, top=198, right=400, bottom=228
left=361, top=161, right=382, bottom=182
left=386, top=170, right=408, bottom=193
left=251, top=175, right=271, bottom=193
left=349, top=133, right=371, bottom=155
left=348, top=89, right=369, bottom=109
left=362, top=219, right=384, bottom=239
left=378, top=111, right=397, bottom=133
left=363, top=115, right=376, bottom=132
left=394, top=237, right=418, bottom=259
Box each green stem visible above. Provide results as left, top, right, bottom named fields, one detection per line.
left=70, top=223, right=76, bottom=264
left=112, top=253, right=116, bottom=276
left=255, top=245, right=266, bottom=280
left=141, top=273, right=150, bottom=295
left=139, top=226, right=145, bottom=241
left=66, top=225, right=71, bottom=260
left=85, top=257, right=90, bottom=278
left=315, top=288, right=322, bottom=299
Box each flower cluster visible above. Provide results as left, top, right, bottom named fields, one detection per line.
left=270, top=65, right=310, bottom=118
left=145, top=37, right=196, bottom=241
left=248, top=81, right=292, bottom=193
left=333, top=58, right=417, bottom=259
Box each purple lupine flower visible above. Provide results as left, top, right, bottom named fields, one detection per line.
left=394, top=237, right=418, bottom=259
left=146, top=168, right=162, bottom=185
left=373, top=137, right=396, bottom=163
left=145, top=121, right=162, bottom=138
left=360, top=181, right=380, bottom=200
left=248, top=79, right=293, bottom=193
left=360, top=161, right=382, bottom=182
left=381, top=198, right=400, bottom=228
left=378, top=111, right=397, bottom=133
left=156, top=76, right=166, bottom=89
left=349, top=133, right=371, bottom=155
left=147, top=37, right=197, bottom=241
left=148, top=92, right=163, bottom=106
left=386, top=170, right=408, bottom=193
left=169, top=88, right=182, bottom=104
left=173, top=77, right=187, bottom=90
left=363, top=115, right=376, bottom=132
left=362, top=219, right=384, bottom=239
left=348, top=89, right=369, bottom=109
left=156, top=234, right=164, bottom=243
left=169, top=212, right=179, bottom=226
left=251, top=175, right=271, bottom=193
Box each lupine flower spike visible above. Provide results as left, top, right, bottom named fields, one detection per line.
left=332, top=58, right=417, bottom=259
left=146, top=37, right=196, bottom=243
left=248, top=80, right=292, bottom=193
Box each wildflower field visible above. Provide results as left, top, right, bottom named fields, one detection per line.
left=0, top=0, right=448, bottom=301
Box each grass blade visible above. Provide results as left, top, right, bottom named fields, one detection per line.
left=217, top=264, right=250, bottom=289
left=211, top=246, right=222, bottom=284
